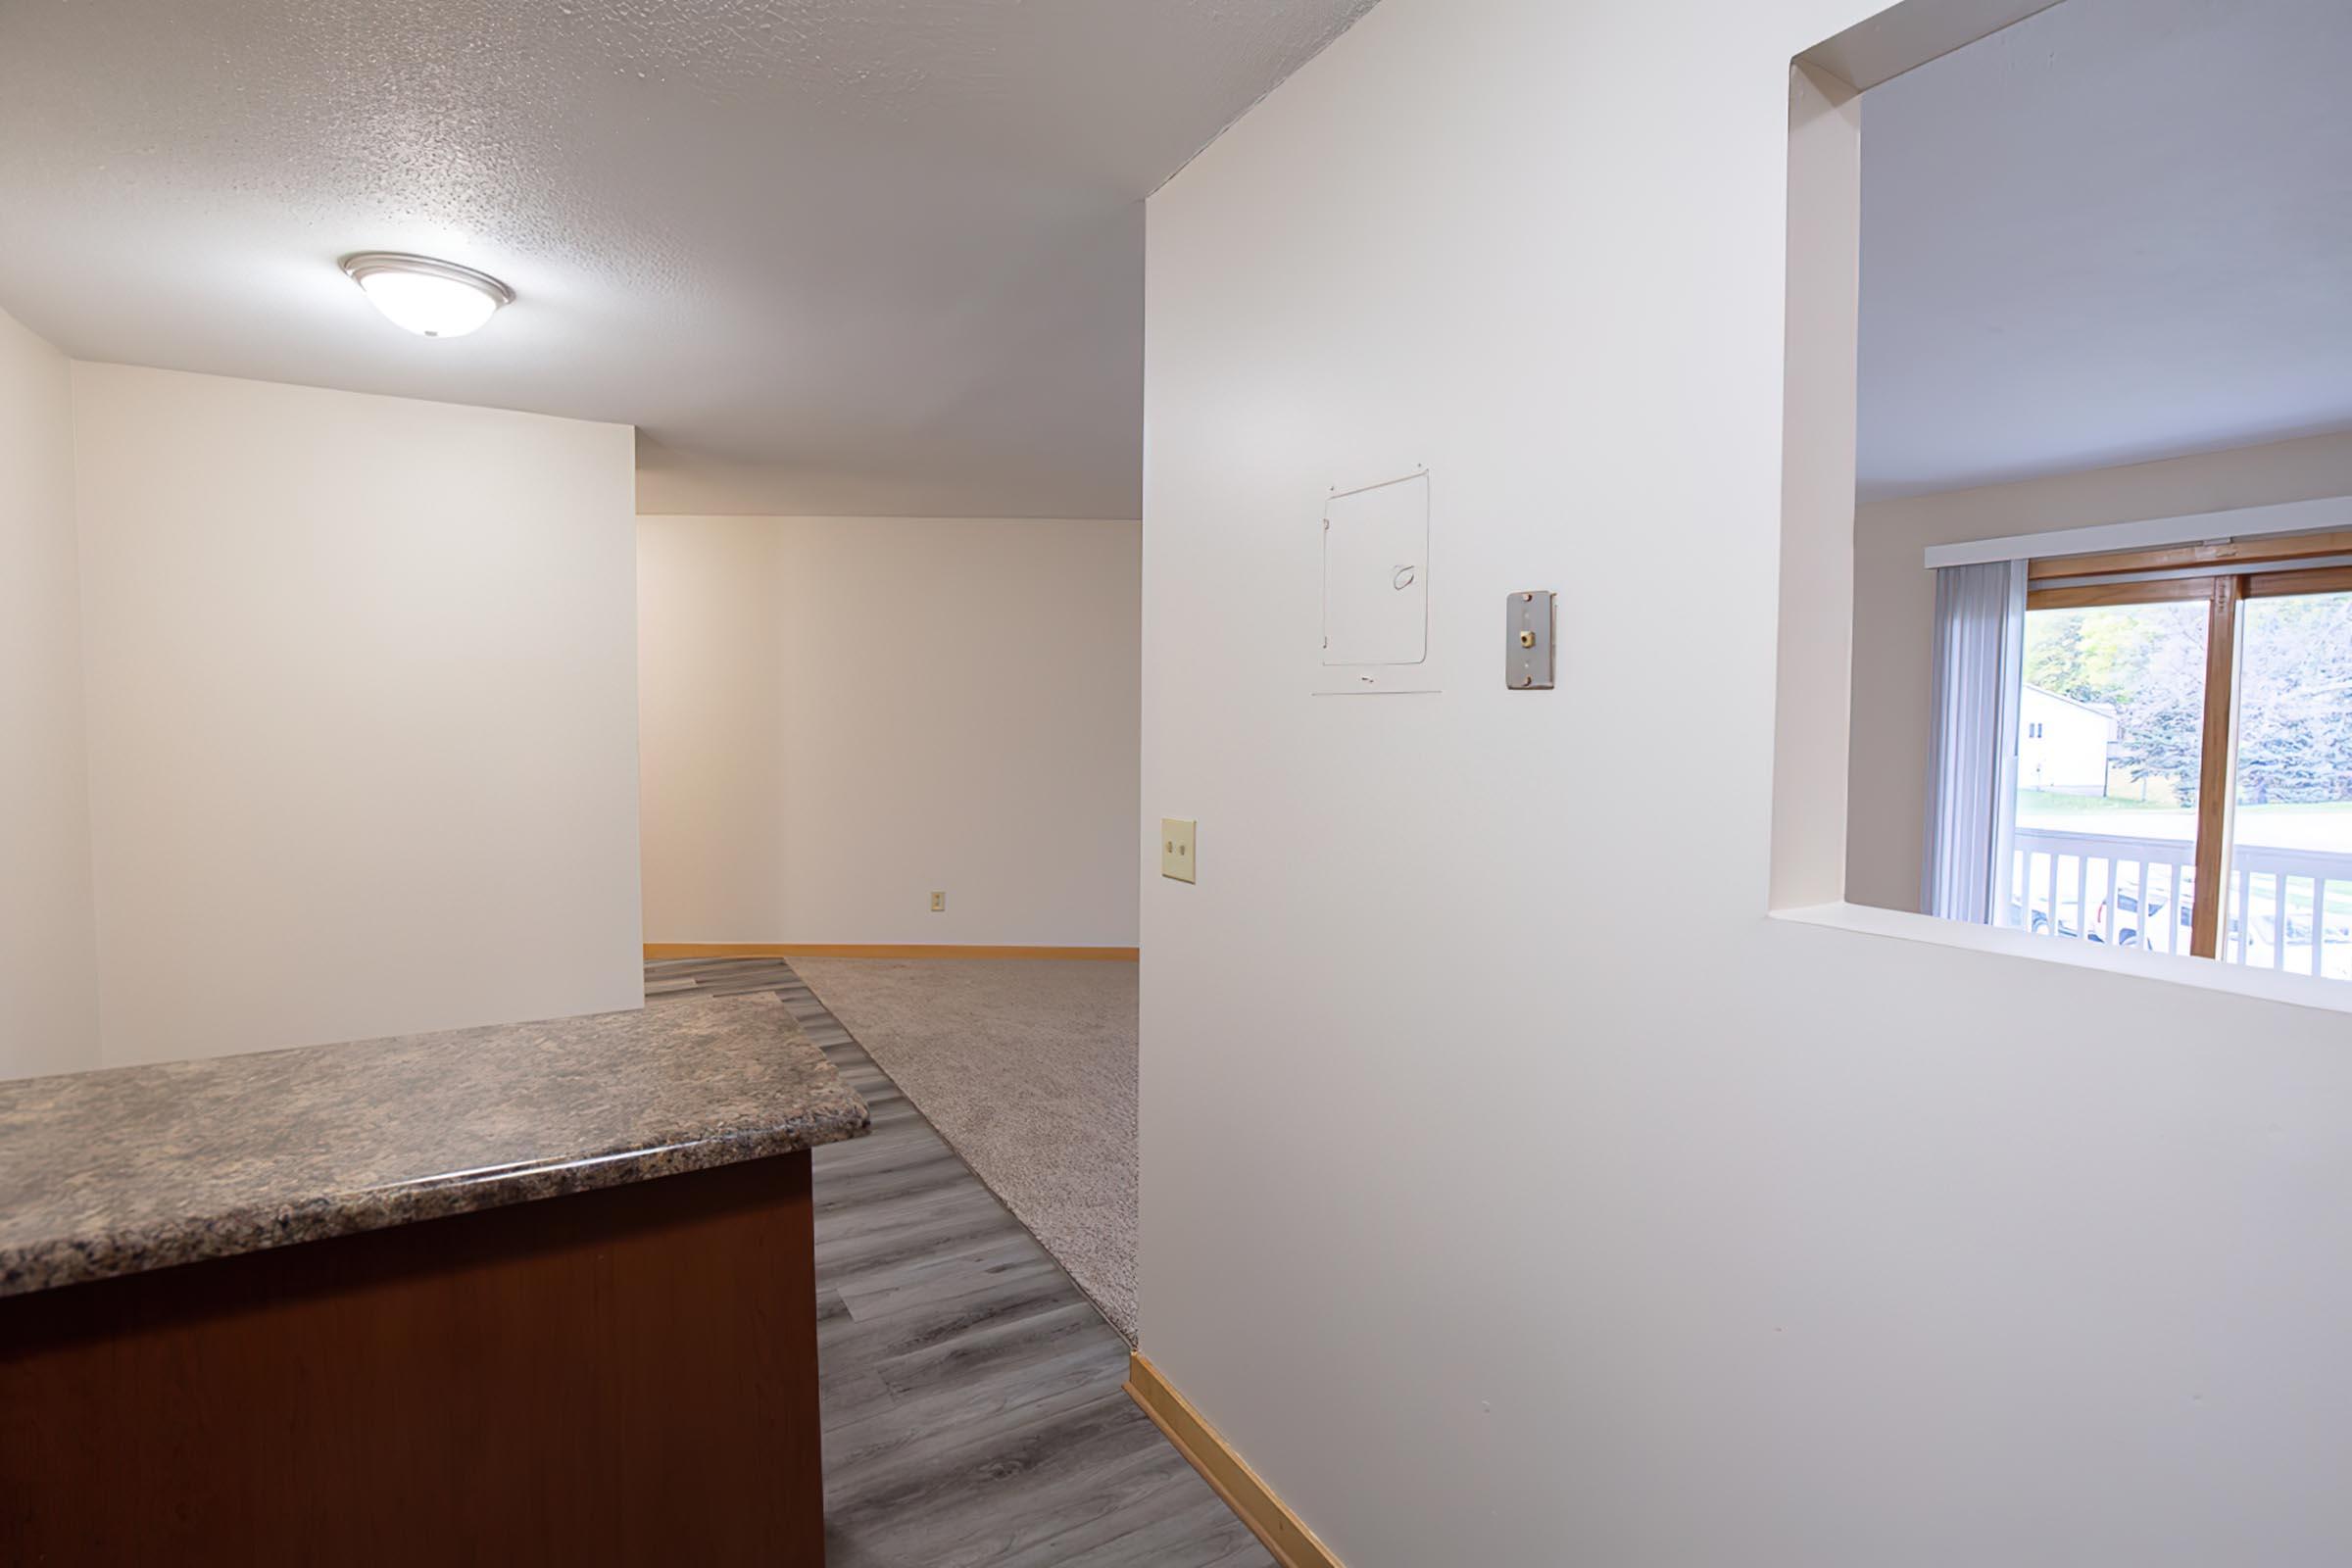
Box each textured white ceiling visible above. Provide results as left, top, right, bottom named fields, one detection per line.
left=0, top=0, right=1378, bottom=516
left=1859, top=0, right=2352, bottom=501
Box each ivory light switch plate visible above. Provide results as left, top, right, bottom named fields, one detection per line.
left=1160, top=819, right=1197, bottom=883
left=930, top=891, right=947, bottom=912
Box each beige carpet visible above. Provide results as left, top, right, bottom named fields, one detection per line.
left=788, top=956, right=1140, bottom=1342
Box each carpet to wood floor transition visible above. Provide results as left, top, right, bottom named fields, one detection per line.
left=643, top=956, right=1269, bottom=1568
left=789, top=956, right=1140, bottom=1343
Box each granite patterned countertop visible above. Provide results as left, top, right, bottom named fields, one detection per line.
left=0, top=994, right=869, bottom=1298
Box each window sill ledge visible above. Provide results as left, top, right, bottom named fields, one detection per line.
left=1771, top=900, right=2352, bottom=1018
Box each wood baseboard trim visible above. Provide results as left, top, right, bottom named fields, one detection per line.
left=1124, top=1351, right=1343, bottom=1568
left=643, top=942, right=1139, bottom=962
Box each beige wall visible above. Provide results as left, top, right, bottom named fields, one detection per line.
left=72, top=364, right=643, bottom=1066
left=639, top=515, right=1140, bottom=947
left=0, top=308, right=100, bottom=1077
left=1849, top=428, right=2352, bottom=912
left=1142, top=0, right=2352, bottom=1561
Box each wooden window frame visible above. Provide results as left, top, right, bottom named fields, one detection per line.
left=2026, top=576, right=2210, bottom=611
left=2021, top=548, right=2347, bottom=960
left=2027, top=529, right=2352, bottom=584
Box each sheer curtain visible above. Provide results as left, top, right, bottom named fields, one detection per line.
left=1921, top=559, right=2027, bottom=923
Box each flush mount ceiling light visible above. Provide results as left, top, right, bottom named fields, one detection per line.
left=339, top=252, right=514, bottom=339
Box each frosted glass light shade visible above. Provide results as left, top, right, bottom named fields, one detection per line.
left=340, top=253, right=513, bottom=338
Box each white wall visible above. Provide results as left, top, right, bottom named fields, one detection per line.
left=1849, top=428, right=2352, bottom=911
left=639, top=515, right=1139, bottom=947
left=72, top=364, right=643, bottom=1066
left=1141, top=2, right=2352, bottom=1563
left=0, top=308, right=100, bottom=1077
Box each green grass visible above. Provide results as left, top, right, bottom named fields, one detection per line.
left=2017, top=789, right=2178, bottom=814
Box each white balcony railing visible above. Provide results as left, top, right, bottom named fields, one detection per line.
left=2010, top=828, right=2352, bottom=981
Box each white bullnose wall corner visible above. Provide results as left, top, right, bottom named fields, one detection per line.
left=637, top=515, right=1141, bottom=948
left=1140, top=0, right=2352, bottom=1563
left=1772, top=58, right=1863, bottom=909
left=71, top=364, right=644, bottom=1067
left=0, top=308, right=101, bottom=1078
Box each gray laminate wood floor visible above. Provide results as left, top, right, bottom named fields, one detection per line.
left=645, top=957, right=1273, bottom=1568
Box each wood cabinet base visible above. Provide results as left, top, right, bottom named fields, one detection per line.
left=0, top=1153, right=823, bottom=1565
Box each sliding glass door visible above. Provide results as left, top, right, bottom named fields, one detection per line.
left=1995, top=538, right=2352, bottom=981
left=2009, top=593, right=2207, bottom=953
left=2224, top=583, right=2352, bottom=977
